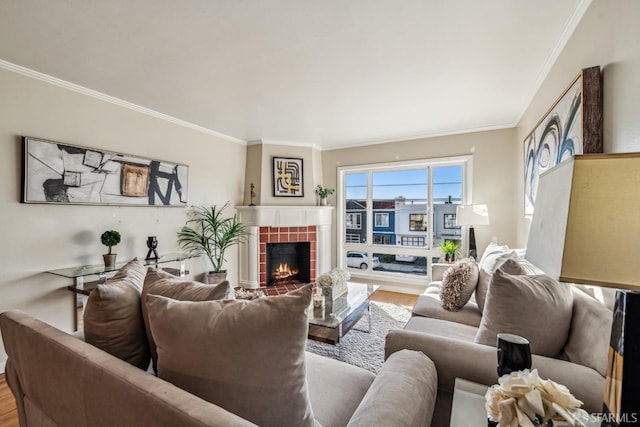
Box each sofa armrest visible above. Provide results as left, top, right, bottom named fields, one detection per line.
left=347, top=350, right=437, bottom=427
left=431, top=263, right=450, bottom=282
left=385, top=329, right=605, bottom=414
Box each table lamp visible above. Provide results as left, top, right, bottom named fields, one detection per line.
left=525, top=153, right=640, bottom=427
left=456, top=204, right=490, bottom=260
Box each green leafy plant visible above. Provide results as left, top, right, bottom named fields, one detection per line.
left=177, top=202, right=247, bottom=273
left=439, top=239, right=460, bottom=256
left=315, top=185, right=335, bottom=199
left=100, top=230, right=121, bottom=254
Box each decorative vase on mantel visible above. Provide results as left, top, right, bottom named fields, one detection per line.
left=319, top=197, right=328, bottom=206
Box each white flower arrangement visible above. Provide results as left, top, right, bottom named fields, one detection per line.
left=317, top=268, right=350, bottom=288
left=485, top=369, right=588, bottom=427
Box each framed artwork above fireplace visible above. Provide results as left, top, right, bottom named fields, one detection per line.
left=273, top=157, right=303, bottom=197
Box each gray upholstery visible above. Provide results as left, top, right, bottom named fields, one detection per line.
left=390, top=249, right=611, bottom=427
left=1, top=309, right=437, bottom=427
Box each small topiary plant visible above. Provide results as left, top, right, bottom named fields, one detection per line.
left=101, top=230, right=121, bottom=254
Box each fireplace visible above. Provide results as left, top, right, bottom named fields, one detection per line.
left=266, top=242, right=311, bottom=286
left=236, top=206, right=333, bottom=289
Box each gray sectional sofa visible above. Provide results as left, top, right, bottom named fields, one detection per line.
left=1, top=276, right=438, bottom=427
left=385, top=244, right=614, bottom=427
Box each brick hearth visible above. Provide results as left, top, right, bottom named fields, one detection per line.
left=259, top=226, right=316, bottom=286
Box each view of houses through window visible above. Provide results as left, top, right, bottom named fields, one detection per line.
left=339, top=158, right=466, bottom=278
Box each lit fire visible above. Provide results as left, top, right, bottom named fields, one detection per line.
left=272, top=263, right=299, bottom=281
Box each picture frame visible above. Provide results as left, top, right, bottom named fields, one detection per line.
left=272, top=157, right=304, bottom=197
left=523, top=66, right=603, bottom=215
left=22, top=136, right=189, bottom=206
left=444, top=213, right=458, bottom=229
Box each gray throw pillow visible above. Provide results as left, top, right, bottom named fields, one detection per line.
left=141, top=268, right=235, bottom=372
left=562, top=287, right=612, bottom=376
left=440, top=259, right=479, bottom=311
left=475, top=259, right=573, bottom=357
left=145, top=285, right=315, bottom=427
left=475, top=243, right=519, bottom=313
left=83, top=258, right=150, bottom=369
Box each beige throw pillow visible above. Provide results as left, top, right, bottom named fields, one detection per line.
left=142, top=268, right=235, bottom=371
left=475, top=259, right=573, bottom=357
left=440, top=259, right=479, bottom=311
left=475, top=243, right=520, bottom=313
left=83, top=258, right=150, bottom=369
left=145, top=285, right=315, bottom=427
left=562, top=287, right=612, bottom=376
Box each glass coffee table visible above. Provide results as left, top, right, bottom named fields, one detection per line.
left=308, top=282, right=379, bottom=358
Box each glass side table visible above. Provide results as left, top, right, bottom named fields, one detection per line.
left=47, top=252, right=194, bottom=331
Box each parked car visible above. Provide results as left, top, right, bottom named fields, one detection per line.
left=346, top=251, right=380, bottom=269
left=395, top=254, right=417, bottom=263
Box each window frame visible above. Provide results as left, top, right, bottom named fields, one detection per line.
left=409, top=213, right=427, bottom=231
left=374, top=212, right=390, bottom=228
left=345, top=212, right=362, bottom=230
left=337, top=155, right=472, bottom=283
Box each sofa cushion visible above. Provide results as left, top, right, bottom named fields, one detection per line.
left=475, top=259, right=573, bottom=357
left=440, top=259, right=479, bottom=311
left=562, top=287, right=612, bottom=376
left=83, top=258, right=150, bottom=369
left=306, top=351, right=374, bottom=427
left=145, top=285, right=315, bottom=427
left=405, top=316, right=478, bottom=342
left=141, top=268, right=234, bottom=371
left=412, top=285, right=482, bottom=328
left=475, top=243, right=519, bottom=313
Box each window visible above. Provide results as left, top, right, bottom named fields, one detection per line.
left=346, top=213, right=362, bottom=229
left=339, top=156, right=468, bottom=280
left=409, top=214, right=427, bottom=231
left=373, top=235, right=392, bottom=244
left=346, top=233, right=360, bottom=243
left=401, top=236, right=426, bottom=246
left=375, top=213, right=389, bottom=227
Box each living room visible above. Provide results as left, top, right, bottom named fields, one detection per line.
left=0, top=1, right=639, bottom=426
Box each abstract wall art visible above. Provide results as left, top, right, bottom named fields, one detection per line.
left=22, top=137, right=189, bottom=206
left=273, top=157, right=303, bottom=197
left=523, top=66, right=602, bottom=215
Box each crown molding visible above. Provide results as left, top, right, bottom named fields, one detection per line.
left=247, top=139, right=322, bottom=151
left=0, top=59, right=246, bottom=145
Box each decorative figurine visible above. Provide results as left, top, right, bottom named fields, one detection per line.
left=249, top=183, right=256, bottom=206
left=145, top=236, right=159, bottom=260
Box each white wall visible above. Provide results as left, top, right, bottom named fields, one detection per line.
left=0, top=68, right=247, bottom=369
left=515, top=0, right=640, bottom=245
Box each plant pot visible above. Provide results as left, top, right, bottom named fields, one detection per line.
left=445, top=253, right=455, bottom=263
left=319, top=198, right=328, bottom=206
left=103, top=254, right=117, bottom=270
left=205, top=271, right=227, bottom=285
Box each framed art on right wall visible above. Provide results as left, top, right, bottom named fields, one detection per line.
left=523, top=66, right=603, bottom=216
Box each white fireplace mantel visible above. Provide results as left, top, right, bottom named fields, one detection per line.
left=236, top=206, right=334, bottom=288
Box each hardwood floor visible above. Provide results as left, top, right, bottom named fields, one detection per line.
left=0, top=373, right=18, bottom=427
left=0, top=289, right=416, bottom=426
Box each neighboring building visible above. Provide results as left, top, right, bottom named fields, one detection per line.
left=345, top=199, right=367, bottom=243
left=394, top=198, right=427, bottom=247
left=372, top=200, right=395, bottom=245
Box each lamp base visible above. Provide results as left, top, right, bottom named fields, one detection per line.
left=468, top=226, right=477, bottom=260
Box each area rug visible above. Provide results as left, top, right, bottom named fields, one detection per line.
left=305, top=302, right=411, bottom=373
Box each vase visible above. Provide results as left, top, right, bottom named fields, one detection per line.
left=445, top=253, right=455, bottom=263
left=319, top=198, right=328, bottom=206
left=205, top=271, right=227, bottom=285
left=103, top=254, right=117, bottom=270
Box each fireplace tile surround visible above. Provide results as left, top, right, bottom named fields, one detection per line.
left=236, top=206, right=333, bottom=289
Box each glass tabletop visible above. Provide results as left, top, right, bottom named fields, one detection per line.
left=46, top=252, right=194, bottom=278
left=308, top=282, right=379, bottom=328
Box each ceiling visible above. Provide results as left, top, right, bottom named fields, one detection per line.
left=0, top=0, right=588, bottom=149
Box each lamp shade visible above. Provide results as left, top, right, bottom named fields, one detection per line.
left=456, top=204, right=490, bottom=226
left=525, top=154, right=640, bottom=289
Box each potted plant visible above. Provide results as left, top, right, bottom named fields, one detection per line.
left=100, top=230, right=121, bottom=270
left=177, top=202, right=247, bottom=284
left=439, top=239, right=460, bottom=263
left=315, top=185, right=335, bottom=206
